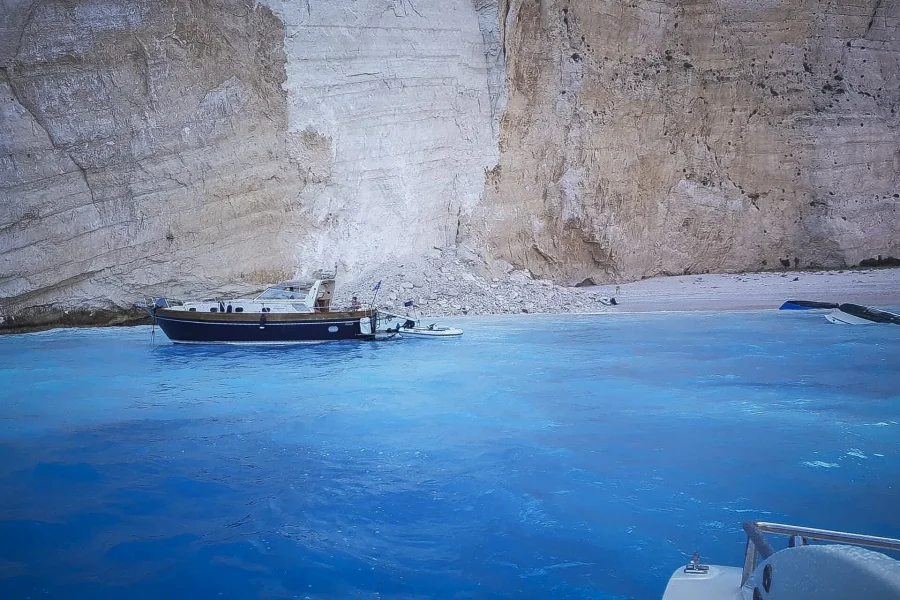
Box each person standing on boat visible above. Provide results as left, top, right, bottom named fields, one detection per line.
left=350, top=296, right=361, bottom=310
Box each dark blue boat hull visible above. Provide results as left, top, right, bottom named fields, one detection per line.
left=154, top=313, right=373, bottom=344
left=837, top=303, right=900, bottom=325
left=779, top=300, right=839, bottom=310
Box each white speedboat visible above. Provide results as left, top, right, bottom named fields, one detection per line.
left=825, top=303, right=900, bottom=325
left=662, top=521, right=900, bottom=599
left=398, top=322, right=463, bottom=337
left=825, top=310, right=877, bottom=325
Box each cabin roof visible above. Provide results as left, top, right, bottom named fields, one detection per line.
left=272, top=280, right=313, bottom=288
left=270, top=279, right=332, bottom=289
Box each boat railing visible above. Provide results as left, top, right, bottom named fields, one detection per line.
left=135, top=297, right=178, bottom=310
left=740, top=521, right=900, bottom=586
left=139, top=296, right=374, bottom=313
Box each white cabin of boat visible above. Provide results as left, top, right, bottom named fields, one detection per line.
left=163, top=278, right=338, bottom=315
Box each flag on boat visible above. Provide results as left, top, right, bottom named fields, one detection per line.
left=372, top=281, right=381, bottom=291
left=404, top=300, right=414, bottom=307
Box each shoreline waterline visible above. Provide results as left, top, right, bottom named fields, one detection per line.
left=2, top=267, right=899, bottom=335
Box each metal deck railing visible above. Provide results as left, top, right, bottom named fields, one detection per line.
left=740, top=521, right=900, bottom=585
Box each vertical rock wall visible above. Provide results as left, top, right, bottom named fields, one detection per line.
left=256, top=0, right=499, bottom=273
left=0, top=0, right=501, bottom=327
left=468, top=0, right=900, bottom=283
left=1, top=0, right=312, bottom=325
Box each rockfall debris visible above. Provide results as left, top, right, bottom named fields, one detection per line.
left=334, top=247, right=619, bottom=317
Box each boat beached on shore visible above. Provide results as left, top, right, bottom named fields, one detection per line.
left=778, top=299, right=900, bottom=325
left=778, top=300, right=839, bottom=310
left=824, top=303, right=900, bottom=325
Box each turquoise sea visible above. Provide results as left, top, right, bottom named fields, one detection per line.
left=1, top=310, right=899, bottom=599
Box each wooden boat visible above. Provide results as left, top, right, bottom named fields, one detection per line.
left=138, top=275, right=377, bottom=344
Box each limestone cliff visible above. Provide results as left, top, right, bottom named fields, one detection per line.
left=468, top=0, right=900, bottom=283
left=1, top=0, right=313, bottom=328
left=0, top=0, right=499, bottom=329
left=255, top=0, right=498, bottom=270
left=2, top=0, right=900, bottom=330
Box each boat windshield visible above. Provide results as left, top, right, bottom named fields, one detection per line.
left=256, top=286, right=311, bottom=300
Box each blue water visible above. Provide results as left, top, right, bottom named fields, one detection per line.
left=1, top=311, right=899, bottom=599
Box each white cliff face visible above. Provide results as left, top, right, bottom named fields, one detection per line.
left=257, top=0, right=499, bottom=275
left=1, top=0, right=314, bottom=327
left=0, top=0, right=502, bottom=328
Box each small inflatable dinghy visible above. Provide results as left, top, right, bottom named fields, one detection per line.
left=377, top=311, right=464, bottom=337
left=399, top=323, right=464, bottom=337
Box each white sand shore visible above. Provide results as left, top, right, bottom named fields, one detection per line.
left=593, top=268, right=900, bottom=313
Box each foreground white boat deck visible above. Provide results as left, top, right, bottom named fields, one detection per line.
left=662, top=565, right=742, bottom=600
left=662, top=521, right=900, bottom=600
